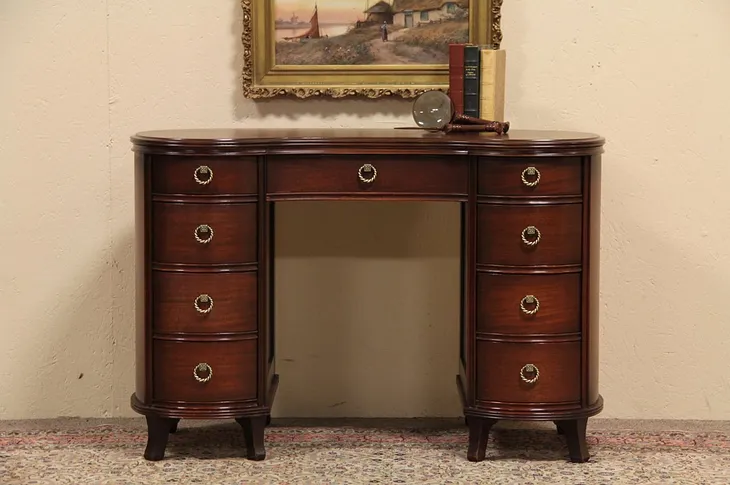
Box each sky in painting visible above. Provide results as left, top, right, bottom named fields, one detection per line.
left=275, top=0, right=371, bottom=24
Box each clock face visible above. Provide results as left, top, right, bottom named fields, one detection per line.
left=412, top=90, right=454, bottom=130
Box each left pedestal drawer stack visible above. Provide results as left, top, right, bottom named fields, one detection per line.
left=132, top=154, right=267, bottom=461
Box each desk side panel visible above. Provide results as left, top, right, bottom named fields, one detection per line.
left=135, top=152, right=152, bottom=403
left=464, top=157, right=478, bottom=405
left=258, top=155, right=279, bottom=410
left=585, top=155, right=602, bottom=405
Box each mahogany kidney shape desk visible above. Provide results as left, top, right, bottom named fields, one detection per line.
left=130, top=128, right=605, bottom=463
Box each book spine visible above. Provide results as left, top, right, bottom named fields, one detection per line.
left=448, top=43, right=466, bottom=115
left=479, top=48, right=507, bottom=121
left=463, top=45, right=481, bottom=118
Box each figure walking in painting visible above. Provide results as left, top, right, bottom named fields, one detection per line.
left=380, top=21, right=388, bottom=42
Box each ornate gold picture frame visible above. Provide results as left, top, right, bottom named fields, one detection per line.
left=242, top=0, right=503, bottom=99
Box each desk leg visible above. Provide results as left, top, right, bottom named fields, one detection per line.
left=143, top=416, right=174, bottom=461
left=556, top=418, right=590, bottom=462
left=466, top=417, right=497, bottom=462
left=236, top=416, right=267, bottom=461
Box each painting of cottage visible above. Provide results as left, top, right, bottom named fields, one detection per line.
left=274, top=0, right=469, bottom=66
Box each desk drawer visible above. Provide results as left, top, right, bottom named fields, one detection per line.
left=477, top=273, right=581, bottom=335
left=153, top=339, right=257, bottom=403
left=267, top=155, right=468, bottom=197
left=476, top=340, right=581, bottom=404
left=153, top=271, right=257, bottom=334
left=478, top=157, right=582, bottom=197
left=152, top=202, right=257, bottom=265
left=477, top=204, right=582, bottom=266
left=152, top=156, right=257, bottom=195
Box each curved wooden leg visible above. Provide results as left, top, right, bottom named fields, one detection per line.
left=144, top=416, right=174, bottom=461
left=466, top=417, right=497, bottom=462
left=556, top=418, right=590, bottom=463
left=266, top=415, right=272, bottom=426
left=169, top=418, right=180, bottom=434
left=554, top=421, right=564, bottom=435
left=236, top=416, right=267, bottom=461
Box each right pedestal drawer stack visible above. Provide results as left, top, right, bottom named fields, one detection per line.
left=465, top=154, right=603, bottom=463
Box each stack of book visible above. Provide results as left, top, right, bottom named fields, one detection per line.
left=448, top=44, right=506, bottom=121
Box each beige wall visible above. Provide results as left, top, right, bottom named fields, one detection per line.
left=2, top=0, right=729, bottom=420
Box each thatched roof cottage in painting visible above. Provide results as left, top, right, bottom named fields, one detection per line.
left=364, top=1, right=394, bottom=24
left=391, top=0, right=468, bottom=27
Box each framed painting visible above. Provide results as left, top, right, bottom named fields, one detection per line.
left=242, top=0, right=503, bottom=99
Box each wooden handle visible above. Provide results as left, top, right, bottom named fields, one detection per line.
left=445, top=118, right=510, bottom=135
left=452, top=113, right=493, bottom=125
left=444, top=121, right=510, bottom=135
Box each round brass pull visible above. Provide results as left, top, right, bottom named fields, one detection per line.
left=194, top=224, right=214, bottom=244
left=521, top=226, right=541, bottom=246
left=194, top=165, right=213, bottom=185
left=194, top=294, right=213, bottom=314
left=193, top=363, right=213, bottom=383
left=520, top=295, right=539, bottom=315
left=520, top=364, right=540, bottom=384
left=358, top=163, right=377, bottom=184
left=521, top=166, right=540, bottom=187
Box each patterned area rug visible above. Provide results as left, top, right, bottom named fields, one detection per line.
left=2, top=420, right=730, bottom=484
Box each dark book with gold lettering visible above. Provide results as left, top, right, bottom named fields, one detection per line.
left=463, top=45, right=481, bottom=118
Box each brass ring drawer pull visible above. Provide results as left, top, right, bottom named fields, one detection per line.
left=521, top=226, right=541, bottom=246
left=193, top=363, right=213, bottom=383
left=521, top=166, right=540, bottom=187
left=358, top=163, right=377, bottom=184
left=194, top=224, right=214, bottom=244
left=194, top=165, right=213, bottom=185
left=520, top=364, right=540, bottom=384
left=194, top=294, right=213, bottom=314
left=520, top=295, right=539, bottom=315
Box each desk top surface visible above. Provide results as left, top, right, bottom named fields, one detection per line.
left=131, top=128, right=604, bottom=151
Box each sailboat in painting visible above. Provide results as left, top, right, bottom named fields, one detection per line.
left=283, top=2, right=322, bottom=40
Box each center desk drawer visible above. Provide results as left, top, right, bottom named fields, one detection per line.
left=266, top=155, right=468, bottom=196
left=153, top=202, right=257, bottom=265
